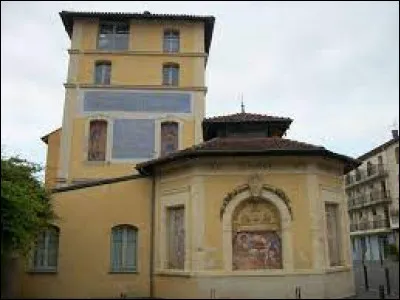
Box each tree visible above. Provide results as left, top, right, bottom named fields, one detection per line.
left=1, top=153, right=56, bottom=265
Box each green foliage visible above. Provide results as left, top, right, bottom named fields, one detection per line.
left=1, top=153, right=56, bottom=261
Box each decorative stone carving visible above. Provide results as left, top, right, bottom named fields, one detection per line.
left=248, top=173, right=263, bottom=197
left=220, top=183, right=293, bottom=220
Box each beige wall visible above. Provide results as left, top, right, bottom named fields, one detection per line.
left=74, top=19, right=205, bottom=53
left=19, top=178, right=151, bottom=299
left=44, top=129, right=61, bottom=189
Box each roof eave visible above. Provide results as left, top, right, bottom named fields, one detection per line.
left=136, top=149, right=359, bottom=176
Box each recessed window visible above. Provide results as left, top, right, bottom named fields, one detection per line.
left=325, top=203, right=342, bottom=266
left=161, top=121, right=179, bottom=156
left=162, top=63, right=179, bottom=86
left=163, top=30, right=180, bottom=53
left=94, top=61, right=111, bottom=85
left=98, top=22, right=129, bottom=50
left=167, top=206, right=185, bottom=269
left=111, top=225, right=138, bottom=272
left=88, top=120, right=108, bottom=161
left=31, top=226, right=59, bottom=272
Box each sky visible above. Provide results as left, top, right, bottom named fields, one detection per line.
left=1, top=1, right=399, bottom=169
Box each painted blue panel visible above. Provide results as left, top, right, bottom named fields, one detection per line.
left=83, top=91, right=191, bottom=113
left=112, top=119, right=155, bottom=159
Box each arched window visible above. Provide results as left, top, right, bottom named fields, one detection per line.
left=162, top=63, right=179, bottom=86
left=32, top=226, right=60, bottom=271
left=163, top=30, right=180, bottom=53
left=88, top=120, right=108, bottom=161
left=111, top=225, right=138, bottom=272
left=161, top=121, right=179, bottom=156
left=231, top=199, right=282, bottom=270
left=94, top=61, right=111, bottom=85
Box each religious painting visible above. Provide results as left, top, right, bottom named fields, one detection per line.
left=161, top=121, right=179, bottom=156
left=232, top=198, right=282, bottom=270
left=88, top=120, right=107, bottom=161
left=233, top=231, right=282, bottom=270
left=167, top=206, right=185, bottom=269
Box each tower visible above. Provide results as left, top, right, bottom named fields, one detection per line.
left=52, top=11, right=215, bottom=186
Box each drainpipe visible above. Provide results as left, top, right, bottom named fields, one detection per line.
left=150, top=169, right=156, bottom=298
left=140, top=166, right=156, bottom=298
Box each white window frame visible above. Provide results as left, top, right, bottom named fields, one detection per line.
left=84, top=116, right=112, bottom=163
left=110, top=225, right=138, bottom=273
left=94, top=62, right=111, bottom=85
left=31, top=227, right=59, bottom=272
left=162, top=64, right=179, bottom=86
left=163, top=30, right=180, bottom=53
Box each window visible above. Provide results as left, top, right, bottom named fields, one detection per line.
left=111, top=225, right=137, bottom=272
left=88, top=120, right=107, bottom=161
left=162, top=63, right=179, bottom=86
left=98, top=22, right=129, bottom=50
left=355, top=168, right=361, bottom=181
left=167, top=206, right=185, bottom=269
left=32, top=226, right=59, bottom=271
left=372, top=208, right=377, bottom=216
left=396, top=147, right=399, bottom=164
left=367, top=161, right=372, bottom=176
left=163, top=30, right=180, bottom=53
left=95, top=61, right=111, bottom=85
left=161, top=121, right=179, bottom=156
left=325, top=203, right=342, bottom=266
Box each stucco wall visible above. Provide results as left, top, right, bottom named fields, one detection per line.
left=44, top=129, right=61, bottom=189
left=19, top=178, right=152, bottom=299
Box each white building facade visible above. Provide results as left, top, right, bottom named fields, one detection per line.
left=345, top=130, right=399, bottom=262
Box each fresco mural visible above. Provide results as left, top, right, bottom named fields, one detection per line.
left=88, top=120, right=107, bottom=161
left=232, top=199, right=282, bottom=270
left=167, top=207, right=185, bottom=269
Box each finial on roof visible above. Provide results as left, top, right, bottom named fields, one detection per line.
left=240, top=93, right=245, bottom=113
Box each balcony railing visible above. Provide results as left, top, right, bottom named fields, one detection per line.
left=350, top=217, right=390, bottom=232
left=347, top=189, right=391, bottom=210
left=345, top=164, right=386, bottom=187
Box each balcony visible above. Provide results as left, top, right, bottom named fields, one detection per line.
left=345, top=164, right=387, bottom=188
left=350, top=217, right=391, bottom=233
left=347, top=189, right=391, bottom=211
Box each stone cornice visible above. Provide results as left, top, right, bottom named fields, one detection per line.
left=63, top=83, right=207, bottom=92
left=68, top=48, right=208, bottom=58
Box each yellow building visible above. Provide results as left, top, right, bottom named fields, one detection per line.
left=15, top=10, right=361, bottom=299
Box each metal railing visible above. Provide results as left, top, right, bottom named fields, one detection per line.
left=348, top=189, right=391, bottom=210
left=345, top=164, right=386, bottom=186
left=350, top=217, right=390, bottom=232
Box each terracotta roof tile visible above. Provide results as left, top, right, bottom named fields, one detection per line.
left=203, top=113, right=292, bottom=123
left=189, top=137, right=324, bottom=151
left=136, top=137, right=361, bottom=175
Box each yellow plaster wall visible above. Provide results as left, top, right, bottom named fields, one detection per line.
left=68, top=118, right=196, bottom=181
left=19, top=178, right=152, bottom=299
left=44, top=129, right=61, bottom=189
left=76, top=19, right=205, bottom=53
left=76, top=55, right=205, bottom=87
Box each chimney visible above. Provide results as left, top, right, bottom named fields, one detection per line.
left=392, top=129, right=399, bottom=139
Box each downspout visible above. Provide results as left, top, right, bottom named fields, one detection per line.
left=139, top=166, right=156, bottom=298
left=150, top=169, right=156, bottom=298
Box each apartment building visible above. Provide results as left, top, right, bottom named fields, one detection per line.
left=345, top=130, right=399, bottom=262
